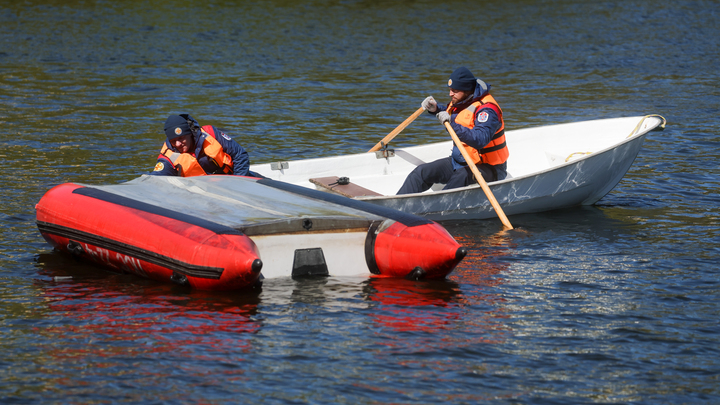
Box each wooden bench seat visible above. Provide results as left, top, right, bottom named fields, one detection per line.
left=309, top=176, right=383, bottom=198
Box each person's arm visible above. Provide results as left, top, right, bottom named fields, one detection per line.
left=209, top=126, right=251, bottom=176
left=449, top=108, right=501, bottom=149
left=149, top=154, right=179, bottom=176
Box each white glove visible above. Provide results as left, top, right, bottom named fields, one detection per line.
left=421, top=96, right=438, bottom=112
left=437, top=111, right=450, bottom=124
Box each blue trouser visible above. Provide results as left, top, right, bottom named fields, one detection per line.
left=396, top=157, right=501, bottom=195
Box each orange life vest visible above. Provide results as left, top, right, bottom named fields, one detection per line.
left=447, top=94, right=509, bottom=165
left=160, top=127, right=234, bottom=177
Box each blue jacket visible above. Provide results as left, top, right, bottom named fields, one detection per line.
left=150, top=125, right=251, bottom=177
left=432, top=81, right=504, bottom=172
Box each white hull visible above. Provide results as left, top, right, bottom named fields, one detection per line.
left=252, top=116, right=665, bottom=220
left=249, top=231, right=369, bottom=278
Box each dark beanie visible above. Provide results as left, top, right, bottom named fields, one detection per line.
left=164, top=115, right=192, bottom=141
left=447, top=67, right=477, bottom=92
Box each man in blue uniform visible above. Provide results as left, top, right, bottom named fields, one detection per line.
left=397, top=67, right=509, bottom=195
left=151, top=114, right=255, bottom=177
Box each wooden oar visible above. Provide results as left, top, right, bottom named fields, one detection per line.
left=368, top=107, right=425, bottom=153
left=444, top=121, right=514, bottom=230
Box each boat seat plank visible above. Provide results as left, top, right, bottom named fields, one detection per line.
left=309, top=176, right=383, bottom=198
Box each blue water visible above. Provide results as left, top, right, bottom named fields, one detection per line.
left=1, top=0, right=719, bottom=403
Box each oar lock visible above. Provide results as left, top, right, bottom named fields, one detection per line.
left=375, top=149, right=395, bottom=159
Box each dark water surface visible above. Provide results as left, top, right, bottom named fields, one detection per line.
left=2, top=0, right=719, bottom=403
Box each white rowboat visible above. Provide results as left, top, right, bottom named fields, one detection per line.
left=251, top=115, right=666, bottom=221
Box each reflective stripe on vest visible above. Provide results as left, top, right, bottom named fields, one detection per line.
left=160, top=128, right=233, bottom=177
left=448, top=94, right=509, bottom=165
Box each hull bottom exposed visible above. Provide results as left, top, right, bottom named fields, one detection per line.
left=36, top=176, right=466, bottom=290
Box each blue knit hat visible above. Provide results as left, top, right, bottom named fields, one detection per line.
left=164, top=114, right=195, bottom=141
left=447, top=67, right=477, bottom=92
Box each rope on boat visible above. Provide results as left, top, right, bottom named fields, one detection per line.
left=565, top=152, right=593, bottom=162
left=564, top=115, right=667, bottom=163
left=627, top=114, right=667, bottom=138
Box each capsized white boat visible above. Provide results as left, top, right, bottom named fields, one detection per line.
left=251, top=115, right=666, bottom=220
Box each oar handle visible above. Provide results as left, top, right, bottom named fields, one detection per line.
left=368, top=107, right=425, bottom=152
left=444, top=121, right=514, bottom=230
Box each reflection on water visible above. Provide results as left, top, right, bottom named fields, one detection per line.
left=363, top=277, right=463, bottom=335
left=26, top=253, right=262, bottom=399
left=29, top=247, right=516, bottom=402
left=36, top=252, right=263, bottom=350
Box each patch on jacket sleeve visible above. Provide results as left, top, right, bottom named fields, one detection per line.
left=221, top=132, right=232, bottom=141
left=154, top=162, right=165, bottom=172
left=477, top=111, right=489, bottom=123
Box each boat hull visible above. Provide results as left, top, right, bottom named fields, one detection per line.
left=251, top=115, right=665, bottom=220
left=365, top=129, right=649, bottom=220
left=36, top=176, right=466, bottom=289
